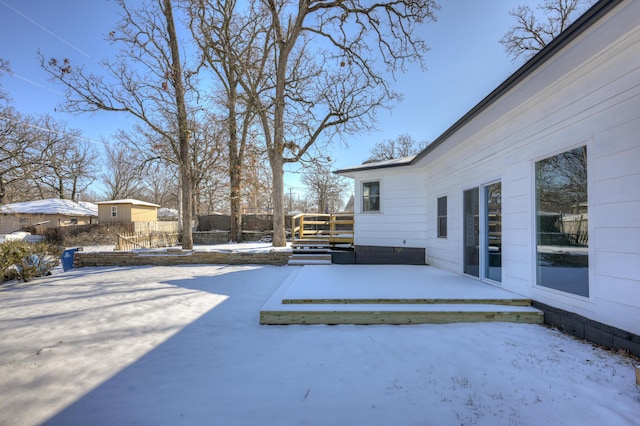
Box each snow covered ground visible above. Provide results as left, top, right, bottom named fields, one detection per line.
left=0, top=249, right=639, bottom=425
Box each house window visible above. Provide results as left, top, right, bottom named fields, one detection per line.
left=111, top=206, right=118, bottom=217
left=70, top=218, right=78, bottom=225
left=437, top=196, right=447, bottom=238
left=535, top=146, right=588, bottom=297
left=362, top=181, right=380, bottom=212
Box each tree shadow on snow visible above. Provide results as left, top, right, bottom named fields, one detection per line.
left=41, top=265, right=296, bottom=426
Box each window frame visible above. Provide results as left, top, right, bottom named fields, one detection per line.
left=533, top=145, right=589, bottom=298
left=111, top=206, right=118, bottom=218
left=437, top=196, right=447, bottom=238
left=361, top=180, right=381, bottom=213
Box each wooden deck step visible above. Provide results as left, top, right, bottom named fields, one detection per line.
left=260, top=266, right=544, bottom=325
left=288, top=253, right=332, bottom=266
left=282, top=297, right=533, bottom=306
left=260, top=305, right=544, bottom=325
left=291, top=239, right=331, bottom=249
left=291, top=247, right=331, bottom=254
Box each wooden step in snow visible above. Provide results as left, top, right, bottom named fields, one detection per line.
left=260, top=265, right=544, bottom=325
left=288, top=253, right=332, bottom=266
left=260, top=304, right=544, bottom=325
left=291, top=239, right=331, bottom=250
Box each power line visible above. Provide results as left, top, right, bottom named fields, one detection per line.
left=10, top=73, right=64, bottom=96
left=0, top=0, right=91, bottom=58
left=0, top=112, right=109, bottom=147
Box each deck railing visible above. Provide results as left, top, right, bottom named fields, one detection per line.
left=291, top=213, right=354, bottom=246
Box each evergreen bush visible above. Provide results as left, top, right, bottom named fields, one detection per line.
left=0, top=241, right=62, bottom=283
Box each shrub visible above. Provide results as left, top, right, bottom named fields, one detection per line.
left=0, top=241, right=62, bottom=283
left=42, top=227, right=65, bottom=245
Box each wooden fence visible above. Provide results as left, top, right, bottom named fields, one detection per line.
left=132, top=221, right=179, bottom=233
left=116, top=231, right=180, bottom=251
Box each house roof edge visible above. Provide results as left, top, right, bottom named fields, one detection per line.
left=334, top=0, right=621, bottom=176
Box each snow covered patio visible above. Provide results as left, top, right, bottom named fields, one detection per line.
left=0, top=263, right=638, bottom=425
left=261, top=265, right=543, bottom=325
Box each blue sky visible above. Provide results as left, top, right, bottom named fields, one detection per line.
left=1, top=0, right=538, bottom=200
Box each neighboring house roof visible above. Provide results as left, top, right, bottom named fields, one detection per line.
left=158, top=207, right=178, bottom=218
left=96, top=199, right=160, bottom=208
left=335, top=0, right=620, bottom=175
left=0, top=198, right=98, bottom=217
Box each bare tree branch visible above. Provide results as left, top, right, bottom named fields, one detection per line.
left=500, top=0, right=596, bottom=62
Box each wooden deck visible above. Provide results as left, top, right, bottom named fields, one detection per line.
left=290, top=213, right=354, bottom=247
left=260, top=265, right=543, bottom=325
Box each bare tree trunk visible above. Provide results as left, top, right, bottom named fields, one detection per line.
left=0, top=175, right=6, bottom=204
left=228, top=87, right=243, bottom=242
left=229, top=162, right=242, bottom=241
left=163, top=0, right=193, bottom=249
left=270, top=153, right=286, bottom=246
left=270, top=20, right=294, bottom=247
left=271, top=70, right=287, bottom=247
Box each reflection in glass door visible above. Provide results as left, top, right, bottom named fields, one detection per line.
left=485, top=182, right=502, bottom=282
left=463, top=188, right=479, bottom=277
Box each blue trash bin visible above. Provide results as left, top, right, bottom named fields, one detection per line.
left=61, top=248, right=78, bottom=272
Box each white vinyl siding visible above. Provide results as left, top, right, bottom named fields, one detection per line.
left=355, top=172, right=427, bottom=249
left=425, top=3, right=640, bottom=333
left=346, top=1, right=640, bottom=334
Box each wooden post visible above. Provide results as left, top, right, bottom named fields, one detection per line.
left=330, top=214, right=336, bottom=239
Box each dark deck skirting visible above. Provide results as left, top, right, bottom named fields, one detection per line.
left=532, top=301, right=640, bottom=358
left=354, top=245, right=425, bottom=265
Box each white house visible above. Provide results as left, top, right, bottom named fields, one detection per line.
left=336, top=0, right=640, bottom=351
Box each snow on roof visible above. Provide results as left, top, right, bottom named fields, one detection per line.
left=0, top=198, right=98, bottom=217
left=335, top=155, right=415, bottom=175
left=95, top=199, right=160, bottom=208
left=158, top=207, right=178, bottom=217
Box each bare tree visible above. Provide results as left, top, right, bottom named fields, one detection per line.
left=249, top=0, right=439, bottom=246
left=65, top=139, right=101, bottom=201
left=40, top=0, right=197, bottom=248
left=365, top=134, right=428, bottom=163
left=135, top=109, right=227, bottom=222
left=100, top=142, right=145, bottom=200
left=301, top=159, right=349, bottom=213
left=0, top=58, right=11, bottom=105
left=189, top=0, right=272, bottom=241
left=0, top=62, right=39, bottom=203
left=32, top=116, right=99, bottom=200
left=139, top=160, right=180, bottom=208
left=242, top=143, right=272, bottom=214
left=0, top=110, right=61, bottom=203
left=500, top=0, right=596, bottom=61
left=0, top=108, right=31, bottom=203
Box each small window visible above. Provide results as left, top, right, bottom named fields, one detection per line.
left=111, top=206, right=118, bottom=217
left=70, top=217, right=78, bottom=225
left=362, top=181, right=380, bottom=212
left=437, top=196, right=447, bottom=238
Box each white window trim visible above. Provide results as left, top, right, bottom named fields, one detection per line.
left=360, top=179, right=383, bottom=214
left=530, top=140, right=593, bottom=302
left=437, top=195, right=447, bottom=239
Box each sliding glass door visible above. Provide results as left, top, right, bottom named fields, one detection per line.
left=485, top=182, right=502, bottom=282
left=463, top=188, right=479, bottom=277
left=464, top=182, right=502, bottom=282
